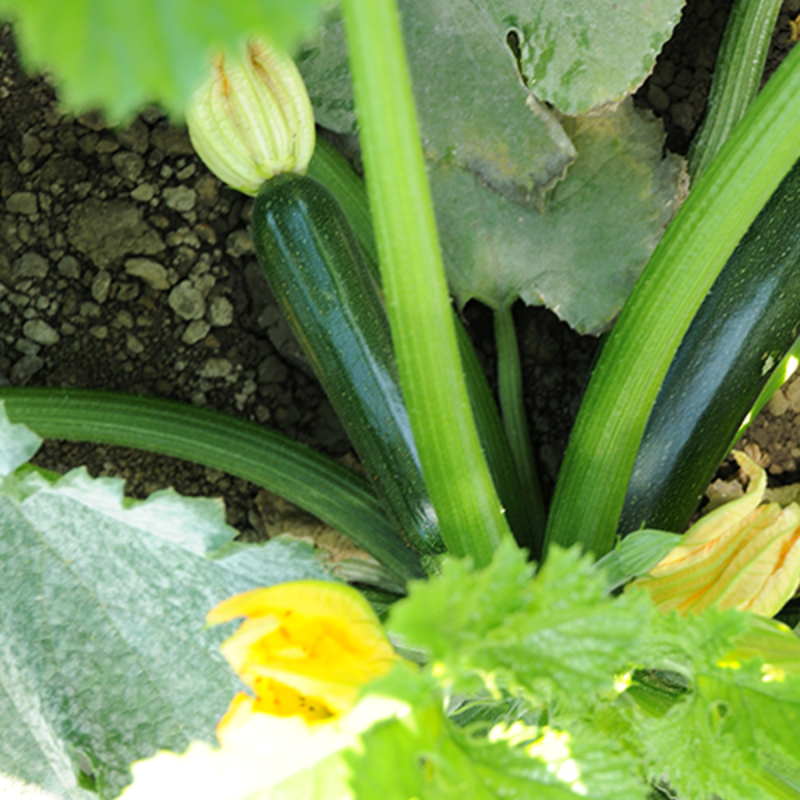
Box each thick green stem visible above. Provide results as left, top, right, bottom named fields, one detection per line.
left=340, top=0, right=511, bottom=566
left=545, top=43, right=800, bottom=558
left=0, top=387, right=424, bottom=583
left=309, top=136, right=533, bottom=552
left=494, top=304, right=546, bottom=556
left=688, top=0, right=784, bottom=180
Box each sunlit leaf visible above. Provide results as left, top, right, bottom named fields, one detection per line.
left=0, top=409, right=336, bottom=799
left=298, top=1, right=576, bottom=204
left=0, top=0, right=326, bottom=120
left=347, top=668, right=647, bottom=800
left=389, top=542, right=652, bottom=705
left=623, top=608, right=800, bottom=800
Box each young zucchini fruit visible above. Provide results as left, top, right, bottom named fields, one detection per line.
left=619, top=157, right=800, bottom=535
left=252, top=172, right=444, bottom=555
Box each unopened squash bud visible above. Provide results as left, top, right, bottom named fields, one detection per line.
left=187, top=39, right=315, bottom=195
left=630, top=451, right=800, bottom=617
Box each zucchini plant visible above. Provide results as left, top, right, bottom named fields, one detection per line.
left=1, top=0, right=800, bottom=797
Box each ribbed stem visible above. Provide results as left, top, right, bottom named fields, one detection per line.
left=545, top=42, right=800, bottom=558
left=341, top=0, right=512, bottom=565
left=494, top=304, right=546, bottom=555
left=688, top=0, right=784, bottom=180
left=0, top=387, right=424, bottom=583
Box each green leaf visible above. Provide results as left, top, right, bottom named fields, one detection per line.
left=623, top=609, right=800, bottom=800
left=0, top=412, right=337, bottom=799
left=301, top=0, right=683, bottom=197
left=347, top=668, right=647, bottom=800
left=299, top=2, right=576, bottom=204
left=0, top=0, right=326, bottom=120
left=434, top=98, right=685, bottom=330
left=0, top=406, right=41, bottom=476
left=511, top=0, right=684, bottom=115
left=594, top=529, right=681, bottom=592
left=301, top=7, right=685, bottom=332
left=389, top=542, right=652, bottom=705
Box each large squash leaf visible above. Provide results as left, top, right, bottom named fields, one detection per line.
left=0, top=404, right=337, bottom=800
left=509, top=0, right=685, bottom=115
left=0, top=0, right=327, bottom=120
left=298, top=1, right=686, bottom=332
left=299, top=2, right=578, bottom=204
left=434, top=99, right=686, bottom=331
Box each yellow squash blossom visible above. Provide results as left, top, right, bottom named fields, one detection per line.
left=630, top=451, right=800, bottom=617
left=207, top=580, right=400, bottom=731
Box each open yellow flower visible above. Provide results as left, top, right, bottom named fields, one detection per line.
left=208, top=581, right=400, bottom=731
left=630, top=451, right=800, bottom=617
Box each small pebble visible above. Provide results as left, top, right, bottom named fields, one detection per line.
left=163, top=186, right=196, bottom=212
left=23, top=319, right=60, bottom=346
left=767, top=389, right=790, bottom=417
left=10, top=354, right=44, bottom=384
left=57, top=256, right=81, bottom=279
left=126, top=333, right=145, bottom=354
left=15, top=252, right=49, bottom=279
left=198, top=357, right=233, bottom=379
left=208, top=296, right=233, bottom=327
left=131, top=183, right=156, bottom=202
left=7, top=191, right=38, bottom=215
left=112, top=151, right=145, bottom=182
left=168, top=280, right=205, bottom=320
left=91, top=270, right=112, bottom=304
left=125, top=257, right=170, bottom=290
left=183, top=319, right=210, bottom=344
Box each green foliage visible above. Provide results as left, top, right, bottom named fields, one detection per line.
left=386, top=544, right=800, bottom=799
left=511, top=0, right=684, bottom=115
left=0, top=405, right=338, bottom=799
left=298, top=1, right=686, bottom=332
left=0, top=0, right=326, bottom=120
left=299, top=1, right=577, bottom=201
left=348, top=671, right=648, bottom=800
left=431, top=98, right=684, bottom=331
left=390, top=541, right=651, bottom=705
left=624, top=611, right=800, bottom=800
left=348, top=685, right=648, bottom=800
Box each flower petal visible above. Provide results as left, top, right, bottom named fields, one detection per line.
left=209, top=581, right=399, bottom=718
left=630, top=451, right=800, bottom=616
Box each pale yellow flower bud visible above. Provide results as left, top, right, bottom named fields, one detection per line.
left=630, top=451, right=800, bottom=617
left=187, top=39, right=315, bottom=195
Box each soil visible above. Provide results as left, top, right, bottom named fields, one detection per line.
left=1, top=0, right=799, bottom=545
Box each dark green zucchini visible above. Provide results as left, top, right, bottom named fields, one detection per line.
left=619, top=156, right=800, bottom=535
left=252, top=172, right=443, bottom=554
